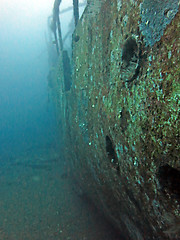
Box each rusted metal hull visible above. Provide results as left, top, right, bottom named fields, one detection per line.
left=49, top=1, right=180, bottom=239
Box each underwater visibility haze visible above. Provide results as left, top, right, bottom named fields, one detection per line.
left=0, top=0, right=58, bottom=158
left=0, top=0, right=180, bottom=239
left=0, top=0, right=121, bottom=239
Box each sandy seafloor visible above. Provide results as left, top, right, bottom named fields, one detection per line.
left=0, top=147, right=121, bottom=240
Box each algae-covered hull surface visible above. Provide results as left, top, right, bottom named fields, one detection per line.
left=50, top=1, right=180, bottom=239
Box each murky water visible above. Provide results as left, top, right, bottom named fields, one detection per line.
left=0, top=148, right=121, bottom=240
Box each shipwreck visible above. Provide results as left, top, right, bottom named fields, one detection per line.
left=47, top=0, right=180, bottom=239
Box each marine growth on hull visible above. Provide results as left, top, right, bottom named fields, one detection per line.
left=47, top=0, right=180, bottom=239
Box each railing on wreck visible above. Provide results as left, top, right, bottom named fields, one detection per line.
left=46, top=0, right=87, bottom=92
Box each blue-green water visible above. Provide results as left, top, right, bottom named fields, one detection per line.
left=0, top=1, right=120, bottom=239
left=0, top=148, right=120, bottom=239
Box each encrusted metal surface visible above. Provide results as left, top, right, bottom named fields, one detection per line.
left=140, top=0, right=179, bottom=46
left=50, top=0, right=180, bottom=239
